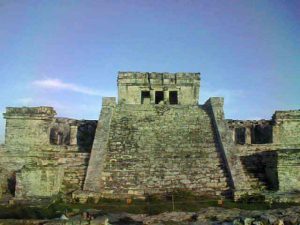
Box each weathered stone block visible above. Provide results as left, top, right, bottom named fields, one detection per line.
left=15, top=165, right=64, bottom=198
left=272, top=110, right=300, bottom=144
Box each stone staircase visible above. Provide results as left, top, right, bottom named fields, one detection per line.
left=99, top=104, right=230, bottom=197
left=230, top=157, right=268, bottom=199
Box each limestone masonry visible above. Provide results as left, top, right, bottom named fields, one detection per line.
left=0, top=72, right=300, bottom=202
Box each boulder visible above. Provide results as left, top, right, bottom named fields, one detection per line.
left=244, top=217, right=255, bottom=225
left=90, top=216, right=110, bottom=225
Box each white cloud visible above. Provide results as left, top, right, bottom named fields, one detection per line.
left=32, top=78, right=115, bottom=96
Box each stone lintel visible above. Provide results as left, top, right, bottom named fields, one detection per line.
left=226, top=119, right=272, bottom=128
left=272, top=110, right=300, bottom=122
left=3, top=106, right=56, bottom=119
left=118, top=71, right=200, bottom=79
left=118, top=72, right=200, bottom=86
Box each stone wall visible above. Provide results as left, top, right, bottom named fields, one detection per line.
left=50, top=118, right=97, bottom=151
left=15, top=165, right=64, bottom=198
left=277, top=149, right=300, bottom=193
left=0, top=107, right=95, bottom=199
left=273, top=110, right=300, bottom=145
left=4, top=107, right=56, bottom=147
left=234, top=143, right=300, bottom=195
left=1, top=72, right=300, bottom=202
left=225, top=112, right=300, bottom=199
left=84, top=97, right=116, bottom=192
left=227, top=110, right=300, bottom=146
left=204, top=98, right=235, bottom=194
left=0, top=147, right=91, bottom=198
left=227, top=120, right=273, bottom=145
left=118, top=72, right=200, bottom=105
left=204, top=98, right=264, bottom=199
left=93, top=103, right=229, bottom=198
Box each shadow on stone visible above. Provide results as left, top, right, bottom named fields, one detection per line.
left=240, top=151, right=279, bottom=191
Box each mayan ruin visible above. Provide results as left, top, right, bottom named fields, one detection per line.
left=0, top=72, right=299, bottom=204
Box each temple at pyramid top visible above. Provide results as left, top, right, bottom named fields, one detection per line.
left=117, top=72, right=200, bottom=105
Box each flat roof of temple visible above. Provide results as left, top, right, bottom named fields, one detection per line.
left=118, top=71, right=200, bottom=80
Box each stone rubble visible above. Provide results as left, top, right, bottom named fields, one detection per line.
left=2, top=206, right=297, bottom=225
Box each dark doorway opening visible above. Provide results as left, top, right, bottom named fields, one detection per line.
left=141, top=91, right=150, bottom=104
left=252, top=125, right=272, bottom=144
left=7, top=172, right=16, bottom=196
left=155, top=91, right=164, bottom=104
left=235, top=127, right=246, bottom=144
left=169, top=91, right=178, bottom=104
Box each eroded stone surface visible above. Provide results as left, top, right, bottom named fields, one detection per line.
left=0, top=71, right=299, bottom=202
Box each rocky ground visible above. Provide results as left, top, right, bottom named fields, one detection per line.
left=0, top=206, right=300, bottom=225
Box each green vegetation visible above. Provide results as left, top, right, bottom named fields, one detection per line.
left=0, top=191, right=299, bottom=219
left=0, top=203, right=72, bottom=219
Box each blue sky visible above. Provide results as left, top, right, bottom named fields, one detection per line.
left=0, top=0, right=299, bottom=143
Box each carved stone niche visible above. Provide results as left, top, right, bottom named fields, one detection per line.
left=49, top=119, right=73, bottom=145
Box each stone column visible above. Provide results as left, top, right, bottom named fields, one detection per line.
left=245, top=127, right=252, bottom=144
left=164, top=90, right=169, bottom=104
left=232, top=128, right=236, bottom=144
left=69, top=125, right=78, bottom=145
left=150, top=90, right=155, bottom=104
left=57, top=132, right=63, bottom=145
